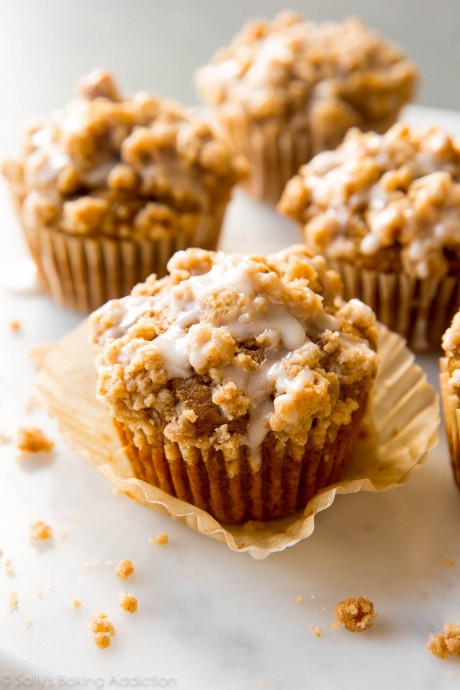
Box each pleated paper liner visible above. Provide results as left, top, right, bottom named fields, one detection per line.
left=326, top=258, right=460, bottom=352
left=21, top=205, right=225, bottom=314
left=440, top=358, right=460, bottom=489
left=35, top=320, right=439, bottom=559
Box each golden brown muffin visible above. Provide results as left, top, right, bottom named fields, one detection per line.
left=196, top=12, right=417, bottom=204
left=441, top=311, right=460, bottom=489
left=90, top=245, right=378, bottom=523
left=3, top=69, right=248, bottom=313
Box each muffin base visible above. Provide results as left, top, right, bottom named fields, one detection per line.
left=113, top=398, right=368, bottom=524
left=327, top=258, right=460, bottom=352
left=440, top=358, right=460, bottom=489
left=21, top=206, right=226, bottom=313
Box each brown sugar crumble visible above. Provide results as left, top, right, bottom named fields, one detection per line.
left=89, top=612, right=116, bottom=650
left=115, top=559, right=134, bottom=580
left=333, top=596, right=376, bottom=632
left=148, top=532, right=169, bottom=546
left=309, top=625, right=322, bottom=638
left=30, top=520, right=53, bottom=541
left=72, top=598, right=82, bottom=610
left=119, top=592, right=138, bottom=613
left=17, top=426, right=54, bottom=454
left=427, top=624, right=460, bottom=659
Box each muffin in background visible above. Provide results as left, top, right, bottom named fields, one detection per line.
left=279, top=123, right=460, bottom=351
left=3, top=69, right=248, bottom=313
left=441, top=312, right=460, bottom=489
left=196, top=12, right=417, bottom=204
left=90, top=245, right=378, bottom=524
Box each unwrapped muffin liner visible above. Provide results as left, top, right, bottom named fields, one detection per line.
left=35, top=320, right=439, bottom=559
left=21, top=206, right=226, bottom=314
left=440, top=358, right=460, bottom=488
left=327, top=258, right=460, bottom=352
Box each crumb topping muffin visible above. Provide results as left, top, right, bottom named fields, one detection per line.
left=3, top=69, right=248, bottom=240
left=90, top=246, right=378, bottom=522
left=280, top=123, right=460, bottom=281
left=442, top=312, right=460, bottom=395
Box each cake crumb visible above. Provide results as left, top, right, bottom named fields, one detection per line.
left=30, top=520, right=53, bottom=541
left=115, top=559, right=134, bottom=580
left=9, top=591, right=18, bottom=610
left=427, top=624, right=460, bottom=659
left=89, top=612, right=116, bottom=649
left=25, top=618, right=33, bottom=628
left=148, top=532, right=169, bottom=546
left=72, top=598, right=82, bottom=610
left=5, top=559, right=16, bottom=577
left=442, top=558, right=455, bottom=568
left=119, top=592, right=138, bottom=613
left=294, top=595, right=303, bottom=605
left=17, top=426, right=54, bottom=454
left=309, top=625, right=322, bottom=638
left=9, top=320, right=21, bottom=332
left=333, top=596, right=376, bottom=632
left=94, top=633, right=111, bottom=649
left=83, top=560, right=99, bottom=569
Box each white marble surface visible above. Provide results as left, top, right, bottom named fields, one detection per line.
left=0, top=106, right=460, bottom=690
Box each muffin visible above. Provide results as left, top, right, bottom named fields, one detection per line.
left=279, top=123, right=460, bottom=351
left=196, top=12, right=417, bottom=204
left=90, top=245, right=378, bottom=524
left=2, top=69, right=248, bottom=313
left=441, top=311, right=460, bottom=489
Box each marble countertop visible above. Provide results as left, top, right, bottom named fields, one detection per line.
left=0, top=105, right=460, bottom=690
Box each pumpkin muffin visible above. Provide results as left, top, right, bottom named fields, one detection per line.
left=441, top=311, right=460, bottom=489
left=90, top=245, right=378, bottom=524
left=2, top=69, right=248, bottom=313
left=279, top=123, right=460, bottom=351
left=196, top=12, right=417, bottom=204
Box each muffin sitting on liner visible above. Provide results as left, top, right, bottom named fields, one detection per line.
left=196, top=12, right=417, bottom=204
left=279, top=123, right=460, bottom=351
left=2, top=69, right=248, bottom=313
left=90, top=245, right=378, bottom=524
left=441, top=312, right=460, bottom=489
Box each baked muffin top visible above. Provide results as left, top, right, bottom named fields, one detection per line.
left=91, top=246, right=378, bottom=463
left=442, top=311, right=460, bottom=396
left=279, top=123, right=460, bottom=280
left=196, top=12, right=416, bottom=125
left=3, top=69, right=248, bottom=239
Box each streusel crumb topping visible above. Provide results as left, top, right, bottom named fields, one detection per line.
left=3, top=69, right=248, bottom=239
left=442, top=311, right=460, bottom=397
left=280, top=123, right=460, bottom=280
left=196, top=13, right=416, bottom=128
left=333, top=596, right=376, bottom=632
left=17, top=426, right=54, bottom=454
left=427, top=624, right=460, bottom=659
left=91, top=246, right=377, bottom=463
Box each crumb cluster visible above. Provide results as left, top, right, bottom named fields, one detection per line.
left=148, top=532, right=169, bottom=546
left=29, top=520, right=53, bottom=541
left=280, top=123, right=460, bottom=280
left=427, top=624, right=460, bottom=659
left=115, top=559, right=134, bottom=580
left=442, top=312, right=460, bottom=399
left=17, top=426, right=54, bottom=453
left=89, top=612, right=116, bottom=649
left=119, top=592, right=138, bottom=613
left=333, top=596, right=376, bottom=632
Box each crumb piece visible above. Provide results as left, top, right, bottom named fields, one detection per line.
left=427, top=624, right=460, bottom=659
left=94, top=633, right=111, bottom=649
left=333, top=596, right=376, bottom=632
left=115, top=559, right=134, bottom=580
left=0, top=433, right=11, bottom=444
left=83, top=560, right=99, bottom=569
left=309, top=625, right=322, bottom=637
left=9, top=591, right=18, bottom=610
left=119, top=592, right=138, bottom=613
left=17, top=426, right=54, bottom=453
left=5, top=559, right=16, bottom=577
left=9, top=320, right=21, bottom=332
left=36, top=589, right=44, bottom=598
left=294, top=595, right=303, bottom=605
left=89, top=612, right=116, bottom=649
left=30, top=520, right=53, bottom=541
left=447, top=671, right=455, bottom=678
left=442, top=558, right=455, bottom=568
left=72, top=598, right=82, bottom=610
left=258, top=682, right=266, bottom=689
left=25, top=618, right=32, bottom=628
left=148, top=532, right=169, bottom=545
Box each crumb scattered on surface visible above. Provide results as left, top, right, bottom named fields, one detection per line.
left=72, top=598, right=82, bottom=610
left=294, top=595, right=303, bottom=605
left=427, top=624, right=460, bottom=659
left=9, top=592, right=18, bottom=610
left=309, top=625, right=322, bottom=637
left=5, top=559, right=16, bottom=577
left=333, top=596, right=376, bottom=632
left=83, top=560, right=99, bottom=569
left=258, top=682, right=266, bottom=689
left=442, top=558, right=455, bottom=568
left=115, top=559, right=134, bottom=580
left=119, top=592, right=138, bottom=613
left=447, top=671, right=455, bottom=678
left=25, top=618, right=32, bottom=628
left=0, top=433, right=11, bottom=444
left=9, top=320, right=21, bottom=332
left=30, top=520, right=53, bottom=541
left=36, top=589, right=44, bottom=598
left=17, top=426, right=54, bottom=454
left=185, top=568, right=194, bottom=574
left=148, top=532, right=169, bottom=546
left=89, top=612, right=116, bottom=649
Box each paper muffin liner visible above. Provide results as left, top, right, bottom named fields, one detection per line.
left=113, top=392, right=367, bottom=524
left=20, top=205, right=226, bottom=314
left=440, top=358, right=460, bottom=489
left=35, top=320, right=439, bottom=559
left=326, top=258, right=460, bottom=352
